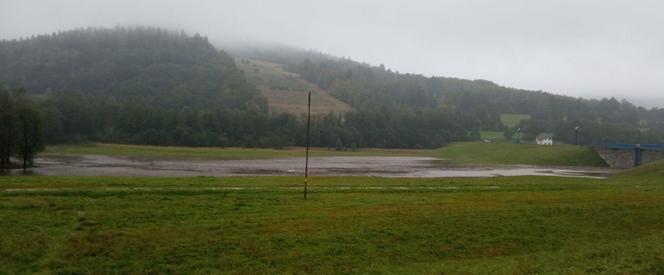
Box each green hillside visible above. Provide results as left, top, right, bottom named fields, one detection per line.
left=616, top=160, right=664, bottom=178
left=436, top=142, right=607, bottom=166
left=3, top=27, right=664, bottom=149
left=0, top=27, right=263, bottom=111
left=231, top=44, right=664, bottom=145
left=236, top=58, right=351, bottom=114
left=500, top=113, right=531, bottom=128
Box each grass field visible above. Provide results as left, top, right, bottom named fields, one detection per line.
left=1, top=161, right=663, bottom=273
left=236, top=58, right=351, bottom=114
left=500, top=113, right=531, bottom=128
left=43, top=143, right=433, bottom=159
left=480, top=131, right=505, bottom=141
left=43, top=142, right=608, bottom=167
left=436, top=142, right=608, bottom=166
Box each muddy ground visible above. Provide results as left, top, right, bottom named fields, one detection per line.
left=15, top=155, right=617, bottom=178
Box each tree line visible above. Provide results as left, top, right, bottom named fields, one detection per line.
left=0, top=88, right=44, bottom=171
left=229, top=44, right=664, bottom=144
left=35, top=92, right=469, bottom=149
left=2, top=27, right=664, bottom=153
left=0, top=27, right=471, bottom=150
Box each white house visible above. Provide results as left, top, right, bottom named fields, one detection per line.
left=535, top=133, right=554, bottom=145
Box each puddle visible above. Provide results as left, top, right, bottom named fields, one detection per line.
left=13, top=155, right=619, bottom=178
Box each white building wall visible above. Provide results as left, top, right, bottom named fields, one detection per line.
left=536, top=138, right=553, bottom=145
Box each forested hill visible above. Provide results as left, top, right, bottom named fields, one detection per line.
left=227, top=43, right=664, bottom=144
left=0, top=27, right=266, bottom=111
left=1, top=28, right=663, bottom=148
left=0, top=28, right=278, bottom=147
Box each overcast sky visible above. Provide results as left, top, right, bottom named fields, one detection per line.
left=1, top=0, right=663, bottom=107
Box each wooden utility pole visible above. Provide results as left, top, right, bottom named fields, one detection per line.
left=304, top=91, right=311, bottom=200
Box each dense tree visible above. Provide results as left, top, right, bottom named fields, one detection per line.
left=504, top=127, right=515, bottom=142
left=0, top=88, right=44, bottom=171
left=15, top=106, right=44, bottom=171
left=1, top=27, right=662, bottom=151
left=230, top=44, right=664, bottom=144
left=0, top=88, right=16, bottom=170
left=0, top=27, right=266, bottom=112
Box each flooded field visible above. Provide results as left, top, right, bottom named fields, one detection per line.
left=22, top=155, right=617, bottom=178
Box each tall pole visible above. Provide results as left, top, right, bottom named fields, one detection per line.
left=304, top=91, right=311, bottom=200
left=574, top=130, right=578, bottom=145
left=574, top=126, right=580, bottom=145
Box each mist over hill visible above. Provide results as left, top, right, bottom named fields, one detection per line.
left=225, top=39, right=664, bottom=144
left=0, top=27, right=266, bottom=111
left=2, top=27, right=664, bottom=148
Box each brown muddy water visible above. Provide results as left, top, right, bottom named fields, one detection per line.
left=11, top=155, right=618, bottom=178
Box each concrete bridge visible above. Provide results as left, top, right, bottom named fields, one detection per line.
left=593, top=143, right=664, bottom=168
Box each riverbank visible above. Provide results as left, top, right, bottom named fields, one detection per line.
left=42, top=142, right=607, bottom=167
left=22, top=155, right=615, bottom=178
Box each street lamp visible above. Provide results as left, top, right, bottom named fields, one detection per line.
left=574, top=126, right=580, bottom=145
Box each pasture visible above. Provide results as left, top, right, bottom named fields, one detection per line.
left=44, top=142, right=607, bottom=168
left=43, top=143, right=433, bottom=159
left=480, top=131, right=505, bottom=141
left=500, top=113, right=531, bottom=128
left=435, top=142, right=607, bottom=166
left=1, top=161, right=664, bottom=273
left=235, top=58, right=351, bottom=114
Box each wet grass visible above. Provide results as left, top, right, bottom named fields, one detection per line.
left=436, top=142, right=608, bottom=166
left=43, top=142, right=607, bottom=168
left=1, top=164, right=664, bottom=273
left=43, top=143, right=433, bottom=159
left=480, top=131, right=505, bottom=140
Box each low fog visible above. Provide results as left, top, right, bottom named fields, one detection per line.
left=1, top=0, right=663, bottom=107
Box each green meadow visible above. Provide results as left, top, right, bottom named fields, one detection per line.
left=479, top=131, right=505, bottom=141
left=500, top=113, right=531, bottom=128
left=436, top=142, right=607, bottom=166
left=1, top=160, right=663, bottom=273
left=44, top=142, right=607, bottom=167
left=43, top=143, right=433, bottom=159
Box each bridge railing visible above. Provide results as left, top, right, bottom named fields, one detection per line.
left=592, top=143, right=664, bottom=151
left=592, top=142, right=664, bottom=167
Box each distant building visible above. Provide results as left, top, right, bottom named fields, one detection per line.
left=536, top=133, right=554, bottom=145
